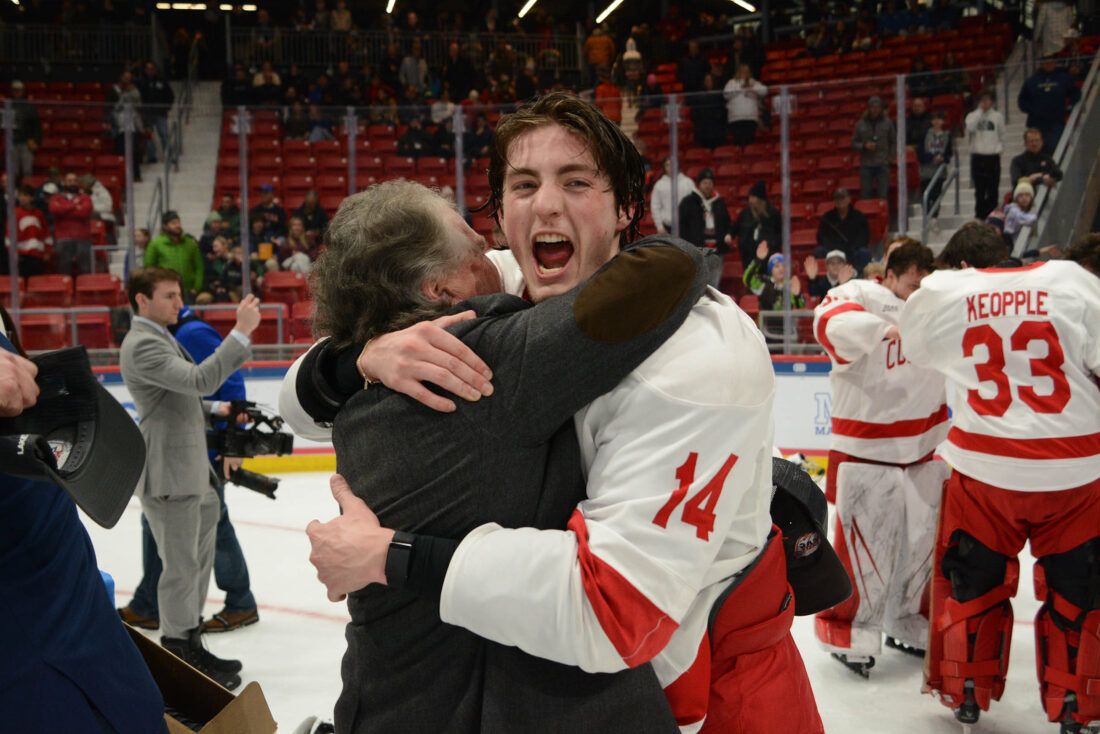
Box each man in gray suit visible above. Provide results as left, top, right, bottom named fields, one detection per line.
left=120, top=268, right=260, bottom=690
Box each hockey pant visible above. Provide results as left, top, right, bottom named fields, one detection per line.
left=824, top=449, right=935, bottom=504
left=815, top=459, right=948, bottom=656
left=925, top=471, right=1100, bottom=726
left=689, top=528, right=824, bottom=734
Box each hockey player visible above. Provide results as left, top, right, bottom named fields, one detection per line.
left=899, top=222, right=1100, bottom=732
left=296, top=93, right=826, bottom=733
left=812, top=241, right=950, bottom=677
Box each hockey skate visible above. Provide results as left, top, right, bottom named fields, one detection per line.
left=885, top=636, right=926, bottom=658
left=1061, top=722, right=1100, bottom=734
left=830, top=652, right=874, bottom=678
left=954, top=681, right=980, bottom=732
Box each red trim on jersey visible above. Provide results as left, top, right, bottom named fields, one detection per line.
left=814, top=303, right=867, bottom=365
left=977, top=261, right=1048, bottom=274
left=831, top=404, right=949, bottom=439
left=566, top=509, right=678, bottom=667
left=662, top=632, right=711, bottom=727
left=948, top=426, right=1100, bottom=460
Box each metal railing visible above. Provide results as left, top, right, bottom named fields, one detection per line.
left=227, top=26, right=582, bottom=72
left=757, top=311, right=823, bottom=355
left=8, top=306, right=113, bottom=352
left=145, top=178, right=164, bottom=243
left=921, top=155, right=962, bottom=244
left=1014, top=48, right=1100, bottom=255
left=189, top=303, right=288, bottom=346
left=0, top=24, right=158, bottom=66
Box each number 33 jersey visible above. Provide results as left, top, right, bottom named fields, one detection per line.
left=900, top=261, right=1100, bottom=491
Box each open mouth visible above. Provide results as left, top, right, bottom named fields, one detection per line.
left=533, top=235, right=574, bottom=275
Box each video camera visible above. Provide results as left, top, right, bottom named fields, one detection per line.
left=207, top=401, right=294, bottom=500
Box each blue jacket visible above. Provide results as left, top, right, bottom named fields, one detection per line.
left=1018, top=69, right=1080, bottom=127
left=0, top=332, right=164, bottom=733
left=173, top=310, right=246, bottom=463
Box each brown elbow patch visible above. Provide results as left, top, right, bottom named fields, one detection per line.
left=573, top=246, right=696, bottom=344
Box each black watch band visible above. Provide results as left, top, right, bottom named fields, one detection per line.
left=384, top=531, right=416, bottom=588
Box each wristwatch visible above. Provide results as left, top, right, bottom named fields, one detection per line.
left=384, top=530, right=416, bottom=588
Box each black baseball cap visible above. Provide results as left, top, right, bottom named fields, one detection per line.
left=771, top=457, right=852, bottom=616
left=0, top=347, right=145, bottom=528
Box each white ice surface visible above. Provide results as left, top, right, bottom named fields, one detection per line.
left=84, top=472, right=1054, bottom=733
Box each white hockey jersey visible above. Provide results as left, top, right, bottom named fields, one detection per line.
left=900, top=261, right=1100, bottom=491
left=440, top=288, right=776, bottom=733
left=813, top=279, right=948, bottom=463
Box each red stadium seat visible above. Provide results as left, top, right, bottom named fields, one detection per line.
left=385, top=156, right=416, bottom=176
left=0, top=277, right=24, bottom=308
left=76, top=311, right=114, bottom=349
left=75, top=274, right=124, bottom=306
left=19, top=312, right=69, bottom=351
left=200, top=307, right=238, bottom=338
left=252, top=303, right=289, bottom=344
left=25, top=275, right=73, bottom=307
left=262, top=270, right=309, bottom=306
left=290, top=301, right=314, bottom=340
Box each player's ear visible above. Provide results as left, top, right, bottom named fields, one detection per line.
left=421, top=279, right=446, bottom=302
left=615, top=204, right=632, bottom=234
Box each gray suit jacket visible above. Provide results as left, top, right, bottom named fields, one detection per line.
left=331, top=238, right=706, bottom=734
left=120, top=318, right=250, bottom=498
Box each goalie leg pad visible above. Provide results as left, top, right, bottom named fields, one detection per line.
left=935, top=530, right=1018, bottom=711
left=1035, top=538, right=1100, bottom=725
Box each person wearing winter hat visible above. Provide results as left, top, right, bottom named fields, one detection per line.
left=732, top=179, right=782, bottom=266
left=744, top=239, right=805, bottom=312
left=678, top=167, right=733, bottom=285
left=1001, top=178, right=1038, bottom=246
left=144, top=211, right=205, bottom=301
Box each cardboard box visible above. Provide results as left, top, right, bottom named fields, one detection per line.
left=126, top=624, right=277, bottom=734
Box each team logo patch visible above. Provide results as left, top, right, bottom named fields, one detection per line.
left=49, top=440, right=73, bottom=470
left=793, top=531, right=821, bottom=559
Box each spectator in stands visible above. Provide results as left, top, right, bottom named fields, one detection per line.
left=145, top=210, right=203, bottom=301
left=253, top=61, right=283, bottom=107
left=805, top=21, right=833, bottom=57
left=515, top=60, right=539, bottom=102
left=199, top=211, right=230, bottom=256
left=231, top=244, right=264, bottom=294
left=222, top=64, right=253, bottom=107
left=107, top=70, right=145, bottom=182
left=638, top=73, right=664, bottom=115
left=279, top=216, right=316, bottom=274
left=732, top=180, right=782, bottom=267
left=10, top=186, right=51, bottom=277
left=678, top=40, right=709, bottom=93
left=250, top=9, right=279, bottom=61
left=907, top=57, right=936, bottom=100
left=431, top=89, right=455, bottom=125
left=330, top=0, right=354, bottom=31
left=432, top=116, right=456, bottom=158
left=1010, top=128, right=1064, bottom=192
left=284, top=63, right=308, bottom=95
left=723, top=64, right=768, bottom=148
left=804, top=250, right=856, bottom=299
left=9, top=81, right=41, bottom=184
left=905, top=96, right=931, bottom=149
left=594, top=68, right=623, bottom=124
left=79, top=173, right=115, bottom=229
left=198, top=235, right=237, bottom=304
left=464, top=113, right=493, bottom=162
left=965, top=90, right=1006, bottom=219
left=1054, top=28, right=1087, bottom=82
left=651, top=156, right=695, bottom=234
left=399, top=39, right=429, bottom=94
left=49, top=172, right=94, bottom=277
left=442, top=42, right=477, bottom=102
left=729, top=31, right=764, bottom=79
left=378, top=42, right=403, bottom=92
left=1018, top=56, right=1080, bottom=153
left=334, top=77, right=361, bottom=108
left=744, top=242, right=805, bottom=310
left=293, top=190, right=328, bottom=241
left=687, top=73, right=725, bottom=149
left=284, top=101, right=310, bottom=140
left=397, top=116, right=433, bottom=158
left=1000, top=179, right=1038, bottom=247
left=918, top=111, right=953, bottom=217
left=307, top=74, right=334, bottom=107
left=1035, top=0, right=1077, bottom=57
left=931, top=51, right=970, bottom=99
left=678, top=169, right=732, bottom=283
left=137, top=61, right=175, bottom=165
left=249, top=184, right=288, bottom=241
left=306, top=104, right=336, bottom=142
left=584, top=25, right=616, bottom=86
left=815, top=188, right=871, bottom=268
left=852, top=96, right=895, bottom=200
left=134, top=227, right=150, bottom=267
left=217, top=194, right=241, bottom=239
left=35, top=167, right=62, bottom=213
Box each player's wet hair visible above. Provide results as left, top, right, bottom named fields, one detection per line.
left=486, top=91, right=647, bottom=247
left=885, top=240, right=935, bottom=277
left=1063, top=233, right=1100, bottom=276
left=937, top=222, right=1010, bottom=269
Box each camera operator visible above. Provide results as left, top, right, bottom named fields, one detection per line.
left=120, top=304, right=260, bottom=636
left=0, top=306, right=166, bottom=732
left=119, top=268, right=260, bottom=690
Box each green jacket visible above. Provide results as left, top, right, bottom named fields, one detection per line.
left=145, top=233, right=204, bottom=293
left=743, top=255, right=806, bottom=311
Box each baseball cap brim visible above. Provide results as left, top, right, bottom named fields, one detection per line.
left=0, top=347, right=144, bottom=528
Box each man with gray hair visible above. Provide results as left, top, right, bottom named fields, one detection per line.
left=294, top=177, right=707, bottom=732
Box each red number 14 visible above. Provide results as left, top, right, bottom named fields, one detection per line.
left=652, top=453, right=738, bottom=541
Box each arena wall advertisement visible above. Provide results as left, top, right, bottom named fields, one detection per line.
left=96, top=357, right=835, bottom=472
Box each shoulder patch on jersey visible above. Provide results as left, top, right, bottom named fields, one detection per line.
left=574, top=245, right=696, bottom=344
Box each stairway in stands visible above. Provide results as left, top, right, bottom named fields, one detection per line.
left=906, top=42, right=1031, bottom=252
